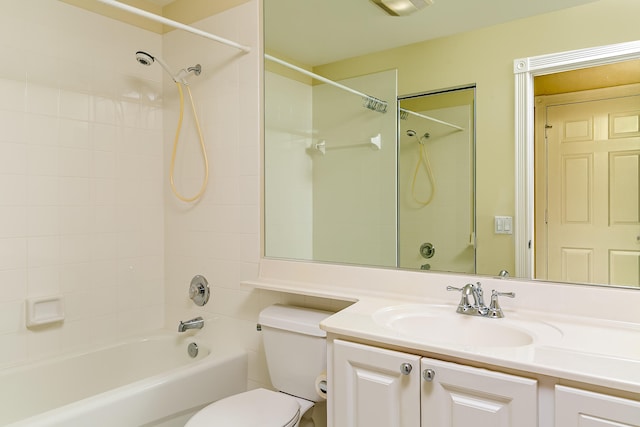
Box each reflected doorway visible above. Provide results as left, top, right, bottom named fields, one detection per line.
left=534, top=62, right=640, bottom=287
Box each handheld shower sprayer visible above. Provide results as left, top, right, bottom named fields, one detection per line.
left=408, top=128, right=436, bottom=206
left=136, top=51, right=202, bottom=84
left=135, top=50, right=208, bottom=203
left=135, top=50, right=179, bottom=82
left=135, top=51, right=154, bottom=66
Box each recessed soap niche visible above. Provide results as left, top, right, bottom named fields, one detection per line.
left=26, top=296, right=65, bottom=328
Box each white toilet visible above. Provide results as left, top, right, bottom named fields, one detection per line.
left=185, top=304, right=333, bottom=427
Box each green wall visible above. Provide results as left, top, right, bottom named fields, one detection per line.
left=314, top=0, right=640, bottom=275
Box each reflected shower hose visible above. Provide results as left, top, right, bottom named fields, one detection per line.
left=411, top=134, right=436, bottom=206
left=170, top=81, right=209, bottom=202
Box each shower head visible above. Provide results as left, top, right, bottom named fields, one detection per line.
left=135, top=50, right=178, bottom=82
left=135, top=51, right=154, bottom=66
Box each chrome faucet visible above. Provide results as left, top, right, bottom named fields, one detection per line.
left=488, top=289, right=516, bottom=318
left=447, top=282, right=514, bottom=318
left=178, top=316, right=204, bottom=332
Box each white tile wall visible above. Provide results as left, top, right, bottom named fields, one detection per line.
left=0, top=2, right=343, bottom=417
left=0, top=0, right=164, bottom=366
left=162, top=0, right=267, bottom=389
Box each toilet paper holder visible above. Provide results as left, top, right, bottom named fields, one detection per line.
left=315, top=371, right=328, bottom=400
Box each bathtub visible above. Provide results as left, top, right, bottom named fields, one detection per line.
left=0, top=332, right=247, bottom=427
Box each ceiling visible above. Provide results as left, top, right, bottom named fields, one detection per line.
left=265, top=0, right=600, bottom=66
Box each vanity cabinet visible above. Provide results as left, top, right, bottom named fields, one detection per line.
left=332, top=339, right=537, bottom=427
left=555, top=385, right=640, bottom=427
left=421, top=357, right=537, bottom=427
left=332, top=339, right=421, bottom=426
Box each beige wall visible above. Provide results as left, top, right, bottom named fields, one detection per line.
left=315, top=0, right=640, bottom=275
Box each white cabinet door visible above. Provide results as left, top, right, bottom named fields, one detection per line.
left=332, top=339, right=421, bottom=427
left=421, top=357, right=538, bottom=427
left=555, top=385, right=640, bottom=427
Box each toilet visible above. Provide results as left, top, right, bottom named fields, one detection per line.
left=185, top=304, right=333, bottom=427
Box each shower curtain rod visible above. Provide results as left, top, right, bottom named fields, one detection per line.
left=265, top=54, right=388, bottom=112
left=400, top=108, right=464, bottom=131
left=94, top=0, right=251, bottom=53
left=266, top=55, right=463, bottom=129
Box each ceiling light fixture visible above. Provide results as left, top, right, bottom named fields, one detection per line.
left=371, top=0, right=434, bottom=16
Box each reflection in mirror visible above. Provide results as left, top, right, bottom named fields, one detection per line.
left=515, top=43, right=640, bottom=289
left=398, top=87, right=476, bottom=273
left=265, top=0, right=640, bottom=288
left=531, top=62, right=640, bottom=287
left=264, top=68, right=398, bottom=266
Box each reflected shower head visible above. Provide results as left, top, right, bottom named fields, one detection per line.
left=136, top=51, right=154, bottom=66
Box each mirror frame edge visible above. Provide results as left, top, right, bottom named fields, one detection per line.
left=514, top=39, right=640, bottom=279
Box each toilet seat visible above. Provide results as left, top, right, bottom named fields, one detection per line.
left=185, top=388, right=301, bottom=427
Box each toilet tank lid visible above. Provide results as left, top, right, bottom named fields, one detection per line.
left=259, top=304, right=334, bottom=337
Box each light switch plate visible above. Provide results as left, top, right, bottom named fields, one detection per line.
left=494, top=216, right=513, bottom=234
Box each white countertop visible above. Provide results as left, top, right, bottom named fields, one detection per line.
left=319, top=295, right=640, bottom=394
left=246, top=258, right=640, bottom=395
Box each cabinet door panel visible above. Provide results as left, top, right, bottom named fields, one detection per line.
left=421, top=357, right=537, bottom=427
left=333, top=340, right=420, bottom=427
left=555, top=385, right=640, bottom=427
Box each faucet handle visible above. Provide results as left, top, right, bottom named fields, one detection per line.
left=491, top=290, right=515, bottom=301
left=488, top=290, right=515, bottom=318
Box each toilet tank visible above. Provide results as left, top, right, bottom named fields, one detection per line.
left=259, top=304, right=333, bottom=402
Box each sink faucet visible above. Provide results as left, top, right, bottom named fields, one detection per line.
left=178, top=316, right=204, bottom=332
left=446, top=282, right=478, bottom=313
left=447, top=282, right=514, bottom=318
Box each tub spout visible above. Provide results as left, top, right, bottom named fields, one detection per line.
left=178, top=316, right=204, bottom=332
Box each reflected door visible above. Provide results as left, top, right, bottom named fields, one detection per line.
left=536, top=85, right=640, bottom=286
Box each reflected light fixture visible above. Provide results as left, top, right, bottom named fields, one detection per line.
left=371, top=0, right=434, bottom=16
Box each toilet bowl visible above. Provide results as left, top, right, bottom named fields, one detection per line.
left=184, top=305, right=333, bottom=427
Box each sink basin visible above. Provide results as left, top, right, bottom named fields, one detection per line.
left=373, top=304, right=535, bottom=348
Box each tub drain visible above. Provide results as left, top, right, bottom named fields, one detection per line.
left=187, top=342, right=199, bottom=358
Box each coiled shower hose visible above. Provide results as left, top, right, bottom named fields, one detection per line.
left=169, top=81, right=209, bottom=202
left=411, top=134, right=436, bottom=206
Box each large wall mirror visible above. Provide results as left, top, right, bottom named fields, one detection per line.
left=263, top=0, right=640, bottom=289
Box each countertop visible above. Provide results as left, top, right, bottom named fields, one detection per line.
left=320, top=296, right=640, bottom=395
left=246, top=258, right=640, bottom=396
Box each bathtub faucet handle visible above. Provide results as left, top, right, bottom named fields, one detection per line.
left=178, top=316, right=204, bottom=332
left=189, top=275, right=210, bottom=306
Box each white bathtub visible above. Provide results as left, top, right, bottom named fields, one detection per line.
left=0, top=332, right=247, bottom=427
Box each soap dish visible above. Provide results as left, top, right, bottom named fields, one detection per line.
left=26, top=296, right=65, bottom=328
